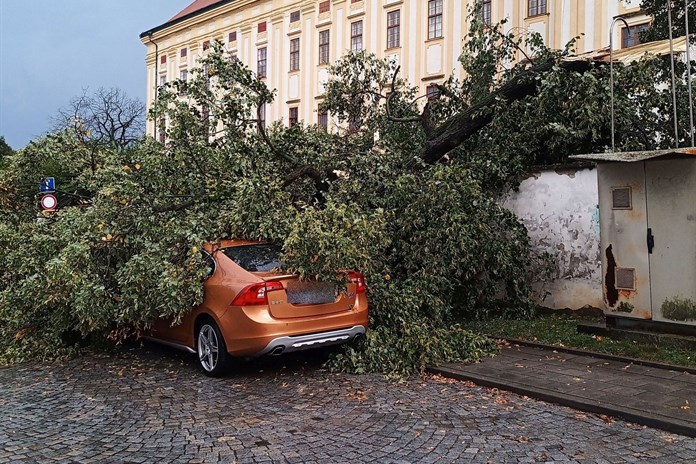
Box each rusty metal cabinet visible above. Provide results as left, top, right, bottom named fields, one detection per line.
left=575, top=149, right=696, bottom=325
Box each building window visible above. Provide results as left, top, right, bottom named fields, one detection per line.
left=158, top=119, right=166, bottom=143
left=528, top=0, right=547, bottom=17
left=428, top=0, right=443, bottom=39
left=203, top=40, right=210, bottom=51
left=229, top=31, right=237, bottom=43
left=289, top=107, right=299, bottom=126
left=258, top=21, right=267, bottom=33
left=259, top=104, right=266, bottom=129
left=319, top=0, right=330, bottom=14
left=482, top=0, right=492, bottom=26
left=290, top=38, right=300, bottom=71
left=180, top=69, right=188, bottom=82
left=351, top=21, right=363, bottom=52
left=290, top=10, right=300, bottom=22
left=161, top=55, right=167, bottom=65
left=257, top=47, right=267, bottom=78
left=387, top=10, right=400, bottom=49
left=180, top=48, right=187, bottom=58
left=319, top=30, right=330, bottom=64
left=318, top=111, right=328, bottom=130
left=349, top=116, right=361, bottom=133
left=426, top=84, right=441, bottom=101
left=159, top=74, right=166, bottom=86
left=622, top=23, right=650, bottom=48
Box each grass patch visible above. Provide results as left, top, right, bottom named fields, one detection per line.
left=466, top=314, right=696, bottom=369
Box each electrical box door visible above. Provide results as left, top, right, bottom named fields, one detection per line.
left=597, top=162, right=652, bottom=319
left=646, top=158, right=696, bottom=325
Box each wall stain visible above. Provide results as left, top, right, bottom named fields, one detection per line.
left=554, top=167, right=579, bottom=178
left=605, top=244, right=618, bottom=307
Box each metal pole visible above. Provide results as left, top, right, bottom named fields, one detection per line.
left=668, top=0, right=680, bottom=147
left=684, top=0, right=695, bottom=146
left=610, top=17, right=630, bottom=153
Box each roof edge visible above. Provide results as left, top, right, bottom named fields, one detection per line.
left=570, top=147, right=696, bottom=163
left=139, top=0, right=235, bottom=39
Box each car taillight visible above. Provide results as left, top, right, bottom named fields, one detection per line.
left=231, top=281, right=284, bottom=306
left=347, top=272, right=366, bottom=294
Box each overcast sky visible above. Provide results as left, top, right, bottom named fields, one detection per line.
left=0, top=0, right=193, bottom=149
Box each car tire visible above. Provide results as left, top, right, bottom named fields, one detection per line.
left=196, top=318, right=230, bottom=377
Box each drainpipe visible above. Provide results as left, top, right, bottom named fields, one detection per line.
left=146, top=32, right=159, bottom=141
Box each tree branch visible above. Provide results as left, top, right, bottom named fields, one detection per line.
left=152, top=199, right=198, bottom=213
left=419, top=59, right=591, bottom=163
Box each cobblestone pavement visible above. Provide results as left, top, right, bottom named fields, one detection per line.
left=2, top=345, right=696, bottom=463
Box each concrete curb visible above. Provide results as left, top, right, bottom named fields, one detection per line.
left=498, top=337, right=696, bottom=376
left=428, top=364, right=696, bottom=438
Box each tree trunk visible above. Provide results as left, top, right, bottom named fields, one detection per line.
left=420, top=60, right=590, bottom=163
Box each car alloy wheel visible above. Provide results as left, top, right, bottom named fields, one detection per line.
left=196, top=320, right=229, bottom=376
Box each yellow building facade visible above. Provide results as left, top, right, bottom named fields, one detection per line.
left=140, top=0, right=650, bottom=134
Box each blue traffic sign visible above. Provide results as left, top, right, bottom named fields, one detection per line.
left=40, top=177, right=55, bottom=193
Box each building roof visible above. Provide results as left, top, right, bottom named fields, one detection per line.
left=570, top=147, right=696, bottom=163
left=140, top=0, right=232, bottom=38
left=169, top=0, right=223, bottom=22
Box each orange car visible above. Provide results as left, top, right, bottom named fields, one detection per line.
left=145, top=240, right=368, bottom=376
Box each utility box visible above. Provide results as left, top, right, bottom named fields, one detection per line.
left=572, top=148, right=696, bottom=326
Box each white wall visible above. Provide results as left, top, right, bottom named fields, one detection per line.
left=504, top=165, right=603, bottom=310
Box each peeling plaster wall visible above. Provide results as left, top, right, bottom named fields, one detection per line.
left=504, top=166, right=603, bottom=310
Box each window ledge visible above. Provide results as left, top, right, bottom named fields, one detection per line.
left=525, top=12, right=550, bottom=21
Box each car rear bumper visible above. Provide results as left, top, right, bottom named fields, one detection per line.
left=218, top=293, right=368, bottom=357
left=255, top=325, right=366, bottom=357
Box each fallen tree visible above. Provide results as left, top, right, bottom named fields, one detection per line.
left=0, top=10, right=690, bottom=374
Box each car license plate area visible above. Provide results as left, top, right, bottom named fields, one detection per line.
left=286, top=281, right=337, bottom=305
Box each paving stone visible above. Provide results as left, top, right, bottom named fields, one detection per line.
left=1, top=345, right=696, bottom=462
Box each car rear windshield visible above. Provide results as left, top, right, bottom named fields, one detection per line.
left=221, top=244, right=283, bottom=272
